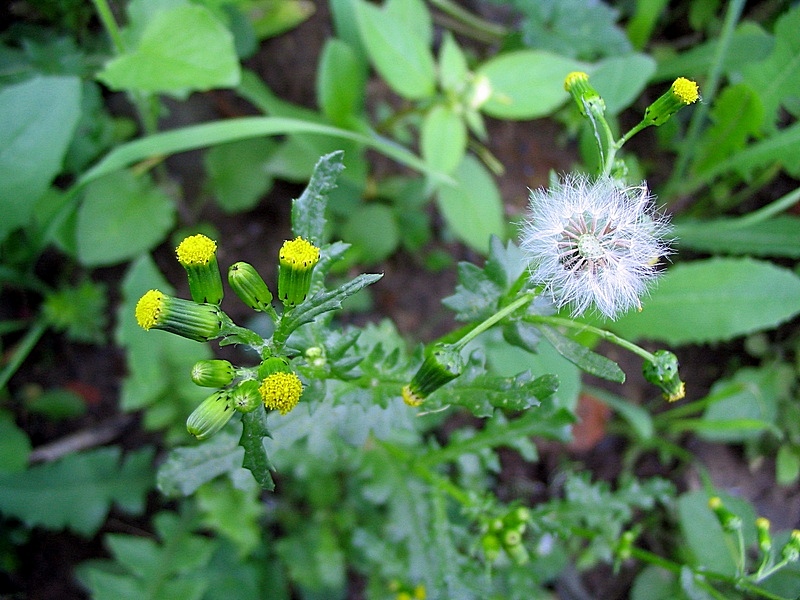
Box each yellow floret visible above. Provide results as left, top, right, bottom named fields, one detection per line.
left=259, top=372, right=303, bottom=414
left=672, top=77, right=700, bottom=105
left=564, top=71, right=589, bottom=91
left=135, top=290, right=164, bottom=330
left=176, top=234, right=217, bottom=266
left=279, top=236, right=320, bottom=269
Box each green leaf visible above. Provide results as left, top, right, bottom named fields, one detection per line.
left=674, top=215, right=800, bottom=258
left=591, top=53, right=655, bottom=114
left=291, top=150, right=345, bottom=245
left=696, top=364, right=792, bottom=442
left=239, top=407, right=275, bottom=490
left=341, top=203, right=400, bottom=264
left=43, top=280, right=108, bottom=343
left=0, top=75, right=81, bottom=240
left=156, top=429, right=245, bottom=497
left=196, top=478, right=262, bottom=557
left=777, top=445, right=800, bottom=486
left=421, top=104, right=467, bottom=175
left=692, top=84, right=763, bottom=176
left=204, top=137, right=276, bottom=212
left=742, top=6, right=800, bottom=130
left=585, top=386, right=653, bottom=441
left=438, top=32, right=468, bottom=92
left=0, top=411, right=31, bottom=474
left=436, top=155, right=505, bottom=252
left=540, top=326, right=625, bottom=383
left=77, top=511, right=215, bottom=600
left=98, top=5, right=240, bottom=94
left=477, top=50, right=584, bottom=120
left=317, top=38, right=367, bottom=127
left=0, top=446, right=153, bottom=536
left=354, top=0, right=436, bottom=99
left=442, top=263, right=502, bottom=322
left=631, top=566, right=681, bottom=600
left=76, top=170, right=175, bottom=266
left=611, top=258, right=800, bottom=344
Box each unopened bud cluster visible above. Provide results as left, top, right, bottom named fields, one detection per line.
left=481, top=506, right=531, bottom=566
left=135, top=233, right=320, bottom=440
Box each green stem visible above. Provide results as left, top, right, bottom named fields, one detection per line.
left=91, top=0, right=126, bottom=54
left=428, top=0, right=508, bottom=43
left=451, top=293, right=535, bottom=351
left=524, top=314, right=656, bottom=363
left=0, top=317, right=48, bottom=391
left=666, top=0, right=746, bottom=198
left=722, top=184, right=800, bottom=228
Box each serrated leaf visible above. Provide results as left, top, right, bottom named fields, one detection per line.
left=611, top=258, right=800, bottom=344
left=354, top=0, right=436, bottom=99
left=157, top=430, right=245, bottom=497
left=0, top=75, right=81, bottom=241
left=77, top=170, right=175, bottom=266
left=436, top=155, right=505, bottom=252
left=98, top=5, right=240, bottom=94
left=483, top=235, right=527, bottom=289
left=291, top=150, right=345, bottom=245
left=674, top=215, right=800, bottom=258
left=742, top=6, right=800, bottom=130
left=442, top=261, right=501, bottom=322
left=275, top=273, right=383, bottom=345
left=477, top=50, right=584, bottom=120
left=0, top=446, right=153, bottom=536
left=540, top=326, right=625, bottom=383
left=239, top=407, right=275, bottom=490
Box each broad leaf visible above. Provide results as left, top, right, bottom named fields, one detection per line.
left=436, top=155, right=505, bottom=252
left=611, top=258, right=800, bottom=344
left=421, top=104, right=466, bottom=175
left=674, top=215, right=800, bottom=258
left=590, top=53, right=655, bottom=115
left=77, top=170, right=175, bottom=266
left=317, top=38, right=367, bottom=127
left=98, top=5, right=240, bottom=94
left=477, top=50, right=584, bottom=120
left=0, top=76, right=81, bottom=241
left=0, top=446, right=153, bottom=536
left=204, top=137, right=276, bottom=212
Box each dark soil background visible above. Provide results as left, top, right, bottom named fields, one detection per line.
left=3, top=3, right=800, bottom=599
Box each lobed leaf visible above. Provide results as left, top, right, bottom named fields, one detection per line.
left=291, top=150, right=345, bottom=245
left=239, top=407, right=275, bottom=490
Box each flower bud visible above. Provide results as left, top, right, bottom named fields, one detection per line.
left=642, top=77, right=699, bottom=126
left=135, top=289, right=223, bottom=342
left=190, top=359, right=235, bottom=387
left=564, top=71, right=605, bottom=117
left=186, top=390, right=234, bottom=440
left=228, top=262, right=273, bottom=311
left=401, top=344, right=464, bottom=406
left=231, top=380, right=261, bottom=413
left=176, top=234, right=224, bottom=305
left=708, top=496, right=742, bottom=532
left=643, top=350, right=685, bottom=402
left=278, top=236, right=320, bottom=306
left=501, top=529, right=529, bottom=565
left=780, top=530, right=800, bottom=563
left=756, top=517, right=772, bottom=554
left=481, top=533, right=502, bottom=562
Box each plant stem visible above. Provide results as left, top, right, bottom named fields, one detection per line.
left=524, top=314, right=657, bottom=363
left=723, top=184, right=800, bottom=228
left=428, top=0, right=508, bottom=44
left=666, top=0, right=746, bottom=198
left=451, top=293, right=535, bottom=351
left=91, top=0, right=126, bottom=54
left=0, top=317, right=48, bottom=391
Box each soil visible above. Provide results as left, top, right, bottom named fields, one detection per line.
left=2, top=4, right=799, bottom=600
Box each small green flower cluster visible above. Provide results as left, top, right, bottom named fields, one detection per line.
left=480, top=506, right=531, bottom=566
left=135, top=234, right=320, bottom=440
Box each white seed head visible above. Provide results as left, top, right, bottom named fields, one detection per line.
left=520, top=174, right=672, bottom=320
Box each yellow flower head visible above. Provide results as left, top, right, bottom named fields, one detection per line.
left=259, top=372, right=303, bottom=414
left=671, top=77, right=700, bottom=105
left=564, top=71, right=589, bottom=92
left=176, top=234, right=217, bottom=266
left=279, top=236, right=320, bottom=269
left=135, top=290, right=164, bottom=330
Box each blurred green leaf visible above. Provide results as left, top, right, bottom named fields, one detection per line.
left=777, top=445, right=800, bottom=486
left=76, top=170, right=175, bottom=266
left=196, top=478, right=263, bottom=558
left=591, top=53, right=655, bottom=114
left=0, top=411, right=31, bottom=474
left=478, top=50, right=583, bottom=120
left=43, top=280, right=107, bottom=343
left=240, top=0, right=315, bottom=39
left=0, top=446, right=153, bottom=536
left=354, top=0, right=436, bottom=99
left=742, top=6, right=800, bottom=131
left=341, top=203, right=400, bottom=264
left=612, top=258, right=800, bottom=344
left=631, top=565, right=682, bottom=600
left=438, top=32, right=468, bottom=92
left=204, top=137, right=276, bottom=212
left=24, top=388, right=87, bottom=421
left=692, top=84, right=763, bottom=176
left=421, top=104, right=466, bottom=175
left=0, top=75, right=81, bottom=241
left=436, top=155, right=505, bottom=252
left=674, top=215, right=800, bottom=258
left=98, top=5, right=240, bottom=94
left=317, top=38, right=367, bottom=127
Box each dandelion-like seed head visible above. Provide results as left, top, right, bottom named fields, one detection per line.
left=521, top=174, right=671, bottom=320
